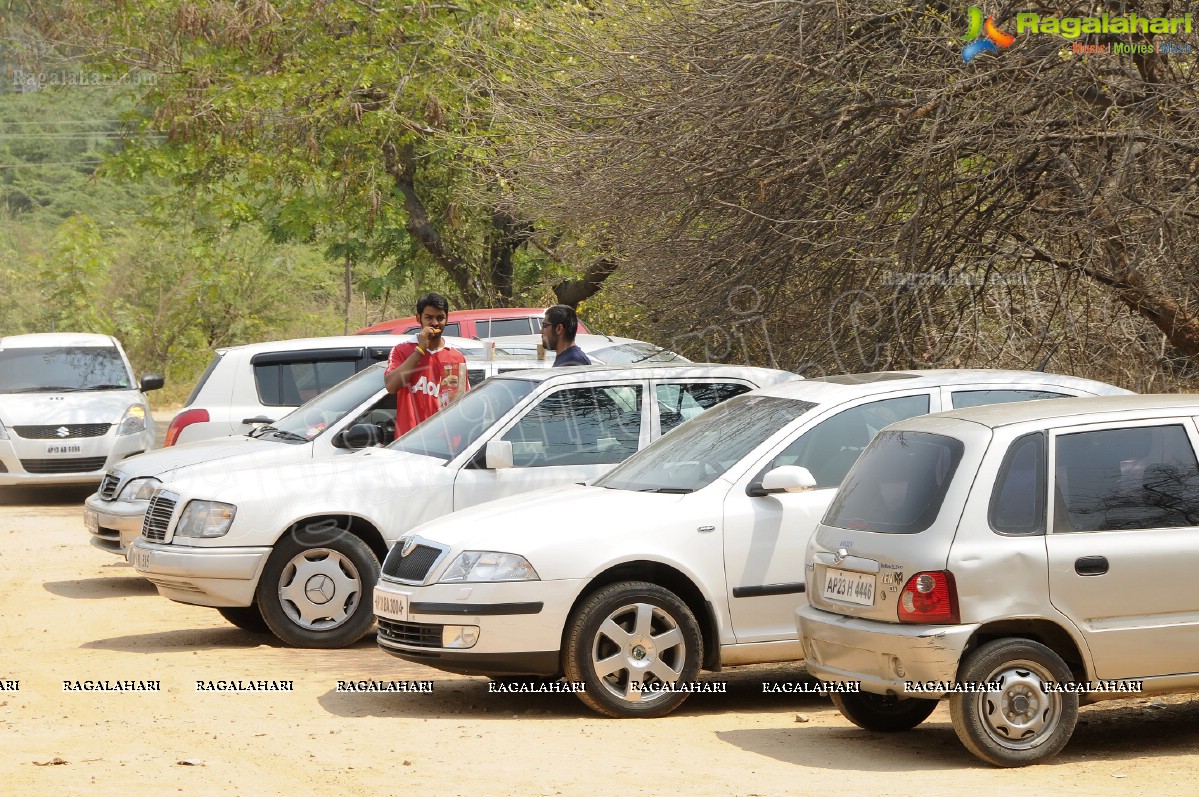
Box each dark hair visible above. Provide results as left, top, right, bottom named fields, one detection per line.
left=415, top=292, right=451, bottom=317
left=544, top=304, right=579, bottom=340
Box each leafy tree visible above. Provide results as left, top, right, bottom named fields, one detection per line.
left=23, top=0, right=594, bottom=313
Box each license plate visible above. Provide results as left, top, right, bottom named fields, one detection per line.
left=84, top=507, right=99, bottom=534
left=131, top=547, right=153, bottom=572
left=823, top=568, right=876, bottom=606
left=373, top=591, right=409, bottom=621
left=46, top=443, right=82, bottom=456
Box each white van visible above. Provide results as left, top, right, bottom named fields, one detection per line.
left=0, top=333, right=163, bottom=488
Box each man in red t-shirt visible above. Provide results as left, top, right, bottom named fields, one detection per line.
left=384, top=292, right=469, bottom=435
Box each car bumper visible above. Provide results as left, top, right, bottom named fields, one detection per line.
left=0, top=432, right=152, bottom=487
left=797, top=604, right=977, bottom=695
left=84, top=494, right=147, bottom=554
left=373, top=577, right=585, bottom=676
left=127, top=538, right=271, bottom=607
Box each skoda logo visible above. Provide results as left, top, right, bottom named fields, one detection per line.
left=834, top=547, right=849, bottom=565
left=400, top=537, right=417, bottom=557
left=56, top=426, right=71, bottom=438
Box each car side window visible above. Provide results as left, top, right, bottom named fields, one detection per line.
left=990, top=432, right=1046, bottom=535
left=254, top=359, right=358, bottom=406
left=486, top=318, right=538, bottom=337
left=656, top=382, right=752, bottom=434
left=762, top=394, right=931, bottom=488
left=501, top=385, right=643, bottom=467
left=1053, top=424, right=1199, bottom=532
left=951, top=389, right=1069, bottom=409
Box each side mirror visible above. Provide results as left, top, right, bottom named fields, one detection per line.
left=332, top=424, right=382, bottom=450
left=140, top=373, right=165, bottom=392
left=748, top=466, right=818, bottom=496
left=485, top=439, right=514, bottom=470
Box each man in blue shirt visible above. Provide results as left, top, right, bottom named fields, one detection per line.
left=542, top=304, right=591, bottom=367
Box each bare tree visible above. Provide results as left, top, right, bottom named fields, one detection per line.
left=492, top=0, right=1199, bottom=387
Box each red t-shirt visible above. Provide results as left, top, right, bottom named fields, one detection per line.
left=385, top=342, right=470, bottom=435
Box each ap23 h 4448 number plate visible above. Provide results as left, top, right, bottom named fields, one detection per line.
left=823, top=568, right=875, bottom=606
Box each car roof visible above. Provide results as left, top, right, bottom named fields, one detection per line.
left=750, top=368, right=1130, bottom=403
left=899, top=393, right=1199, bottom=433
left=213, top=334, right=483, bottom=357
left=0, top=332, right=117, bottom=349
left=488, top=362, right=797, bottom=385
left=486, top=333, right=645, bottom=351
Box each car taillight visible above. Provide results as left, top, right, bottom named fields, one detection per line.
left=897, top=571, right=959, bottom=624
left=164, top=409, right=209, bottom=447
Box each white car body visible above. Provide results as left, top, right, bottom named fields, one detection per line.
left=371, top=369, right=1131, bottom=717
left=165, top=334, right=506, bottom=446
left=0, top=333, right=163, bottom=487
left=127, top=363, right=798, bottom=648
left=86, top=359, right=551, bottom=554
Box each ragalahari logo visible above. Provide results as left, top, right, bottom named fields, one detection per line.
left=962, top=7, right=1016, bottom=62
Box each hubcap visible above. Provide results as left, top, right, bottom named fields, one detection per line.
left=978, top=660, right=1060, bottom=750
left=590, top=602, right=687, bottom=703
left=277, top=548, right=361, bottom=631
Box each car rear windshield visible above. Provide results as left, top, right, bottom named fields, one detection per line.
left=392, top=376, right=538, bottom=461
left=824, top=430, right=964, bottom=534
left=0, top=346, right=132, bottom=392
left=595, top=394, right=815, bottom=493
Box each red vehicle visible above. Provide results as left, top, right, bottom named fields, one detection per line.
left=356, top=307, right=590, bottom=338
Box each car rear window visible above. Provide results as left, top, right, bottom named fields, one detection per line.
left=824, top=430, right=964, bottom=534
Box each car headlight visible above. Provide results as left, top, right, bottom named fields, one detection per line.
left=174, top=500, right=237, bottom=539
left=439, top=551, right=539, bottom=583
left=118, top=477, right=161, bottom=502
left=116, top=404, right=147, bottom=436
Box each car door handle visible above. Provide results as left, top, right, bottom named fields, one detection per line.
left=242, top=416, right=275, bottom=424
left=1074, top=556, right=1108, bottom=576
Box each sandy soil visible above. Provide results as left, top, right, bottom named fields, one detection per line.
left=1, top=484, right=1197, bottom=797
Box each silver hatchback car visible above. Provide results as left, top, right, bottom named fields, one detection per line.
left=798, top=394, right=1199, bottom=767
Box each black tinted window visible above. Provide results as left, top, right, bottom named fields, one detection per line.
left=990, top=433, right=1046, bottom=535
left=761, top=394, right=931, bottom=488
left=825, top=431, right=964, bottom=534
left=952, top=389, right=1068, bottom=409
left=501, top=385, right=642, bottom=467
left=254, top=359, right=357, bottom=406
left=1054, top=425, right=1199, bottom=531
left=656, top=382, right=751, bottom=434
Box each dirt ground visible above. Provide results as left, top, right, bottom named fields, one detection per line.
left=1, top=483, right=1197, bottom=797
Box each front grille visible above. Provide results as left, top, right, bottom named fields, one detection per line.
left=20, top=457, right=108, bottom=474
left=99, top=472, right=121, bottom=499
left=377, top=619, right=443, bottom=648
left=14, top=423, right=112, bottom=439
left=141, top=494, right=177, bottom=542
left=381, top=543, right=442, bottom=582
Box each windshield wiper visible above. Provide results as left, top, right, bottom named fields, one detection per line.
left=79, top=384, right=131, bottom=391
left=4, top=386, right=86, bottom=393
left=265, top=428, right=311, bottom=443
left=635, top=487, right=694, bottom=494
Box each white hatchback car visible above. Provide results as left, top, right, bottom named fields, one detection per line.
left=799, top=394, right=1199, bottom=767
left=371, top=370, right=1129, bottom=718
left=0, top=333, right=163, bottom=488
left=128, top=363, right=797, bottom=647
left=164, top=334, right=497, bottom=446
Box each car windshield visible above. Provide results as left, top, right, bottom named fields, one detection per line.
left=392, top=376, right=539, bottom=461
left=0, top=346, right=132, bottom=392
left=595, top=394, right=815, bottom=492
left=263, top=363, right=387, bottom=442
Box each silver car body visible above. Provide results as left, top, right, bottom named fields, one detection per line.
left=799, top=393, right=1199, bottom=701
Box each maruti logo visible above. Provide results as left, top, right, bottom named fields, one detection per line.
left=962, top=7, right=1015, bottom=62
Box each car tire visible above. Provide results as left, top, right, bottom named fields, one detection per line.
left=831, top=691, right=938, bottom=732
left=216, top=605, right=271, bottom=633
left=563, top=581, right=702, bottom=718
left=255, top=528, right=380, bottom=649
left=949, top=638, right=1079, bottom=767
